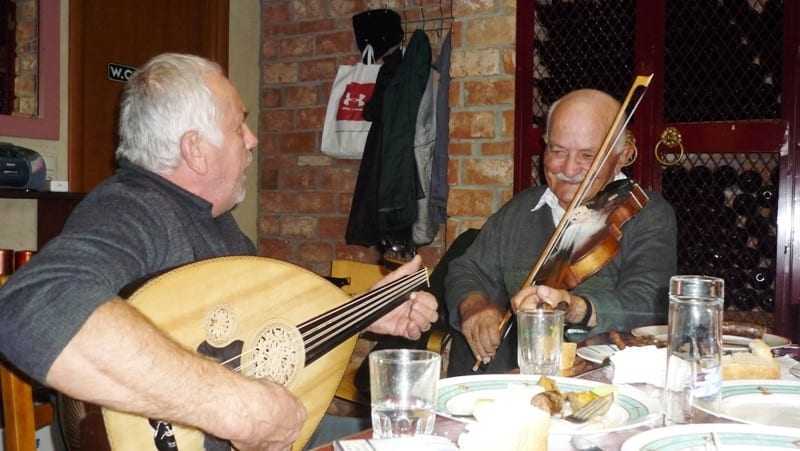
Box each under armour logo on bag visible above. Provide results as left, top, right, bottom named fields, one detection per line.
left=337, top=82, right=375, bottom=121
left=343, top=92, right=367, bottom=108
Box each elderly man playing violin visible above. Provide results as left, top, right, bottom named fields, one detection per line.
left=444, top=88, right=677, bottom=376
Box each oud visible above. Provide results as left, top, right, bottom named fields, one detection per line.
left=63, top=256, right=428, bottom=450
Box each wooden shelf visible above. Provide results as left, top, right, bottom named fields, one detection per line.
left=0, top=189, right=83, bottom=249
left=0, top=189, right=83, bottom=200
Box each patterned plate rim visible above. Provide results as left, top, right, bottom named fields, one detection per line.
left=621, top=423, right=800, bottom=451
left=435, top=374, right=660, bottom=435
left=694, top=379, right=800, bottom=426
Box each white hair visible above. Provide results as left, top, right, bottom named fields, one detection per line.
left=116, top=53, right=224, bottom=174
left=544, top=95, right=630, bottom=155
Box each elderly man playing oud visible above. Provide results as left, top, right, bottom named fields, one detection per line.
left=0, top=53, right=437, bottom=450
left=445, top=89, right=677, bottom=377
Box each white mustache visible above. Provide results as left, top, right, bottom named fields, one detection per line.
left=554, top=172, right=584, bottom=183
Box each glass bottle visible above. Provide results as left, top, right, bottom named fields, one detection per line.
left=750, top=268, right=774, bottom=291
left=737, top=169, right=763, bottom=194
left=663, top=275, right=724, bottom=425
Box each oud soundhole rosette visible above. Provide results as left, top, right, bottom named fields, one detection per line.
left=245, top=321, right=305, bottom=386
left=204, top=304, right=238, bottom=347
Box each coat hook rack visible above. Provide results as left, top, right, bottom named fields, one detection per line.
left=400, top=0, right=453, bottom=41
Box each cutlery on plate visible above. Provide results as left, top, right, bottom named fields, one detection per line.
left=564, top=394, right=614, bottom=424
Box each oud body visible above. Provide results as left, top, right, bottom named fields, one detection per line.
left=99, top=256, right=364, bottom=450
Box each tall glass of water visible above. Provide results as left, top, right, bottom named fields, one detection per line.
left=517, top=309, right=564, bottom=375
left=663, top=275, right=724, bottom=425
left=369, top=349, right=440, bottom=439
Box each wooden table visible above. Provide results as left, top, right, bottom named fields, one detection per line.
left=311, top=366, right=656, bottom=451
left=310, top=333, right=729, bottom=451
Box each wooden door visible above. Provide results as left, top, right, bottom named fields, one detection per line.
left=637, top=1, right=797, bottom=341
left=514, top=1, right=800, bottom=341
left=68, top=0, right=229, bottom=193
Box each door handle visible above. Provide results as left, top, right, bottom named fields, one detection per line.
left=654, top=127, right=685, bottom=166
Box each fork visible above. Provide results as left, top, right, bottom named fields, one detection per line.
left=564, top=393, right=614, bottom=423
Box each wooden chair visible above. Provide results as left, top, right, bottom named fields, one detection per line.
left=1, top=361, right=54, bottom=451
left=330, top=259, right=389, bottom=297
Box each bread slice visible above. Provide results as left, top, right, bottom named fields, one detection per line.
left=560, top=342, right=577, bottom=371
left=749, top=339, right=773, bottom=359
left=721, top=339, right=780, bottom=380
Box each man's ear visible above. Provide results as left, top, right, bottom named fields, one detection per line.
left=179, top=130, right=208, bottom=175
left=615, top=142, right=636, bottom=172
left=620, top=146, right=633, bottom=167
left=617, top=131, right=638, bottom=171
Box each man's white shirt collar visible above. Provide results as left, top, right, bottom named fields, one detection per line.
left=532, top=173, right=628, bottom=224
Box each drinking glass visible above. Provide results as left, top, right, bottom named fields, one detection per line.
left=663, top=275, right=724, bottom=425
left=369, top=349, right=440, bottom=439
left=517, top=309, right=564, bottom=375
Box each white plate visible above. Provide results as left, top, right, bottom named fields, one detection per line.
left=694, top=380, right=800, bottom=428
left=435, top=374, right=660, bottom=435
left=631, top=325, right=790, bottom=350
left=443, top=386, right=544, bottom=416
left=621, top=423, right=800, bottom=451
left=576, top=344, right=620, bottom=364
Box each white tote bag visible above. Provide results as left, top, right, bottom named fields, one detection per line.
left=321, top=46, right=381, bottom=159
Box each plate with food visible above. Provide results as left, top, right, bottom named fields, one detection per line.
left=435, top=374, right=660, bottom=435
left=621, top=423, right=800, bottom=451
left=631, top=323, right=790, bottom=351
left=694, top=380, right=800, bottom=428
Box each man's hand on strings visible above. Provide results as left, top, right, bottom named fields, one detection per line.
left=459, top=293, right=504, bottom=364
left=365, top=255, right=438, bottom=340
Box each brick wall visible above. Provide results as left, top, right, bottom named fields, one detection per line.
left=13, top=0, right=37, bottom=116
left=259, top=0, right=517, bottom=275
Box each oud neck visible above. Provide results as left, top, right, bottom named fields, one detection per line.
left=298, top=268, right=429, bottom=365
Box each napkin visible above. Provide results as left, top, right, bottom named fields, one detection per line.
left=457, top=392, right=550, bottom=451
left=610, top=345, right=668, bottom=387
left=333, top=435, right=458, bottom=451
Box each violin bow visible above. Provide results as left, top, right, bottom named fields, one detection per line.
left=472, top=74, right=654, bottom=371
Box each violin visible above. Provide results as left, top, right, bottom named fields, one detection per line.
left=536, top=178, right=648, bottom=290
left=473, top=75, right=654, bottom=371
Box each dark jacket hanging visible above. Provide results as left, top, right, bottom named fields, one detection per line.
left=345, top=49, right=403, bottom=246
left=346, top=30, right=432, bottom=247
left=430, top=31, right=452, bottom=226
left=378, top=30, right=432, bottom=237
